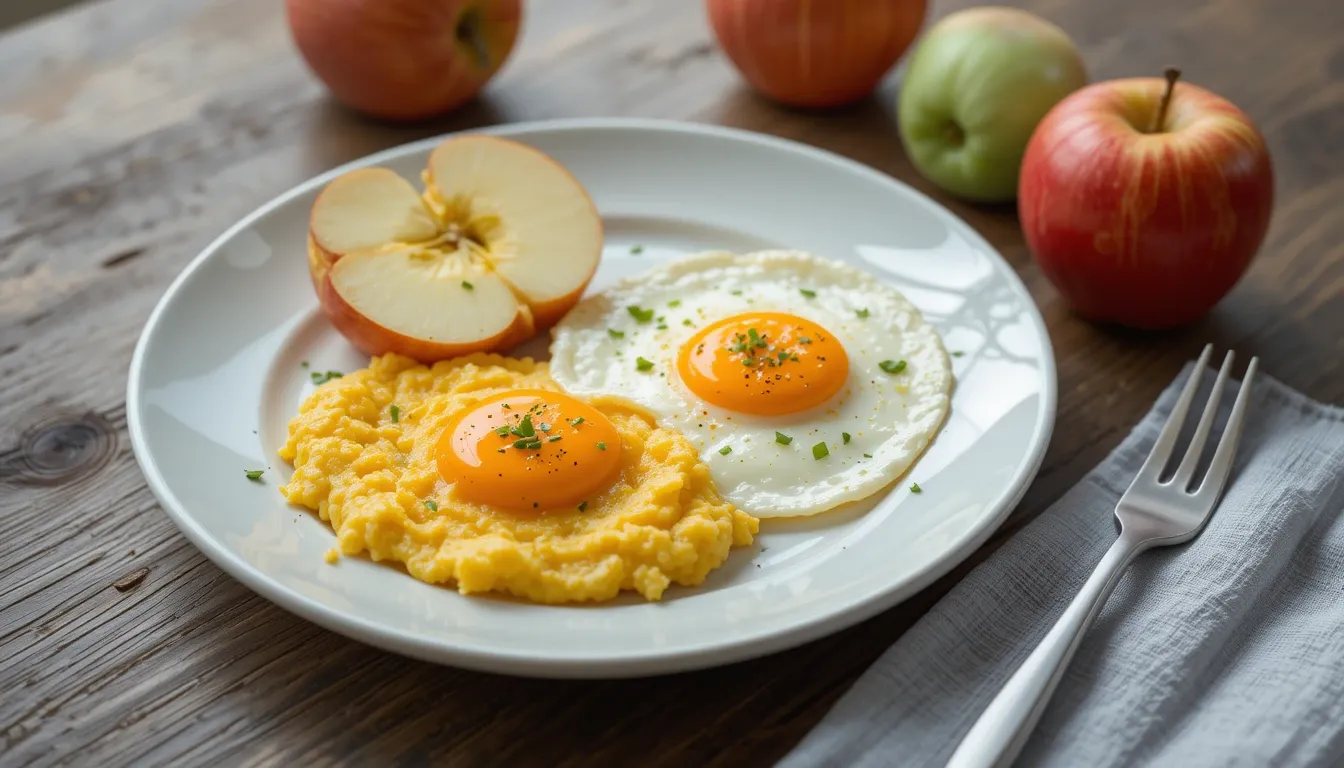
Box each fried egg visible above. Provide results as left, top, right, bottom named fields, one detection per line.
left=548, top=250, right=953, bottom=518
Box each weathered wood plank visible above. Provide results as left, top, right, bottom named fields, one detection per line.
left=1, top=0, right=1340, bottom=765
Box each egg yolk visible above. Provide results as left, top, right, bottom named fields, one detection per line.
left=435, top=389, right=623, bottom=512
left=676, top=312, right=849, bottom=416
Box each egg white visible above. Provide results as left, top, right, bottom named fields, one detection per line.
left=548, top=250, right=953, bottom=518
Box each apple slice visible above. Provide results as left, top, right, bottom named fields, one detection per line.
left=307, top=136, right=603, bottom=361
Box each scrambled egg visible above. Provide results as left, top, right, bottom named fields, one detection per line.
left=278, top=353, right=759, bottom=604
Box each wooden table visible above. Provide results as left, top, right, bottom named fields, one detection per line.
left=3, top=0, right=1340, bottom=764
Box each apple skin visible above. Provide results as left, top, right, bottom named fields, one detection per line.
left=286, top=0, right=522, bottom=121
left=898, top=7, right=1087, bottom=203
left=1019, top=76, right=1275, bottom=330
left=706, top=0, right=927, bottom=109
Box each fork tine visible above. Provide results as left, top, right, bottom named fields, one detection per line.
left=1173, top=349, right=1235, bottom=489
left=1195, top=356, right=1257, bottom=500
left=1136, top=343, right=1213, bottom=481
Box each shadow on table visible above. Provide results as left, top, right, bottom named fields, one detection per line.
left=296, top=94, right=509, bottom=176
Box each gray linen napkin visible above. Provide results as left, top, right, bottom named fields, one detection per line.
left=778, top=361, right=1344, bottom=768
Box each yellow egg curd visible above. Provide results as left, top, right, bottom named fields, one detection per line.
left=277, top=352, right=758, bottom=604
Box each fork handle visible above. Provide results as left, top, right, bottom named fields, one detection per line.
left=945, top=534, right=1148, bottom=768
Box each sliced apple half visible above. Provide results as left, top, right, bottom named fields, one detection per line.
left=308, top=136, right=603, bottom=361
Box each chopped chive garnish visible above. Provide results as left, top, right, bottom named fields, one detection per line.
left=863, top=453, right=873, bottom=458
left=245, top=469, right=264, bottom=481
left=799, top=336, right=812, bottom=344
left=855, top=308, right=870, bottom=319
left=667, top=299, right=681, bottom=308
left=656, top=324, right=668, bottom=330
left=461, top=280, right=474, bottom=290
left=596, top=442, right=607, bottom=451
left=608, top=329, right=626, bottom=340
left=842, top=432, right=852, bottom=444
left=570, top=416, right=584, bottom=427
left=742, top=357, right=757, bottom=366
left=636, top=356, right=655, bottom=371
left=799, top=288, right=817, bottom=298
left=730, top=290, right=743, bottom=296
left=300, top=361, right=309, bottom=368
left=630, top=245, right=644, bottom=255
left=513, top=438, right=541, bottom=449
left=952, top=351, right=965, bottom=357
left=537, top=422, right=551, bottom=432
left=547, top=435, right=562, bottom=442
left=577, top=501, right=587, bottom=512
left=310, top=370, right=343, bottom=385
left=424, top=500, right=438, bottom=511
left=777, top=351, right=789, bottom=364
left=627, top=305, right=655, bottom=323
left=812, top=442, right=829, bottom=460
left=682, top=318, right=693, bottom=326
left=515, top=415, right=536, bottom=437
left=389, top=404, right=400, bottom=423
left=910, top=482, right=922, bottom=493
left=879, top=359, right=907, bottom=375
left=495, top=425, right=511, bottom=437
left=719, top=445, right=733, bottom=455
left=775, top=432, right=793, bottom=445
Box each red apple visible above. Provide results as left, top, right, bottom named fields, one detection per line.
left=286, top=0, right=522, bottom=121
left=1019, top=69, right=1274, bottom=330
left=706, top=0, right=928, bottom=108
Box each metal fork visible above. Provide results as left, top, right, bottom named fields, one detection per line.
left=945, top=345, right=1259, bottom=768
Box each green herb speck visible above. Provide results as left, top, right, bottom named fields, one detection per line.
left=244, top=469, right=264, bottom=481
left=627, top=305, right=655, bottom=323
left=879, top=359, right=907, bottom=375
left=461, top=280, right=474, bottom=290
left=775, top=432, right=793, bottom=445
left=812, top=442, right=829, bottom=460
left=630, top=245, right=644, bottom=255
left=424, top=500, right=438, bottom=511
left=799, top=288, right=817, bottom=298
left=608, top=328, right=626, bottom=340
left=842, top=432, right=851, bottom=444
left=389, top=404, right=400, bottom=423
left=855, top=308, right=870, bottom=319
left=719, top=445, right=733, bottom=455
left=636, top=356, right=655, bottom=371
left=910, top=482, right=922, bottom=493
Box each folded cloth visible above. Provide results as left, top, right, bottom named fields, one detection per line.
left=778, top=361, right=1344, bottom=768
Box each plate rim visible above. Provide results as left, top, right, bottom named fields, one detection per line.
left=126, top=116, right=1058, bottom=678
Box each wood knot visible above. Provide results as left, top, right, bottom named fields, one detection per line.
left=2, top=411, right=117, bottom=486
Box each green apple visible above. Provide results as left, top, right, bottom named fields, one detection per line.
left=898, top=7, right=1088, bottom=203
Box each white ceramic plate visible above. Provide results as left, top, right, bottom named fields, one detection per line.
left=127, top=118, right=1056, bottom=679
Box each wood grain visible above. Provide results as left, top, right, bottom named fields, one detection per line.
left=2, top=0, right=1341, bottom=765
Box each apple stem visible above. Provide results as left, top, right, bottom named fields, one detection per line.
left=456, top=10, right=491, bottom=70
left=1150, top=67, right=1181, bottom=133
